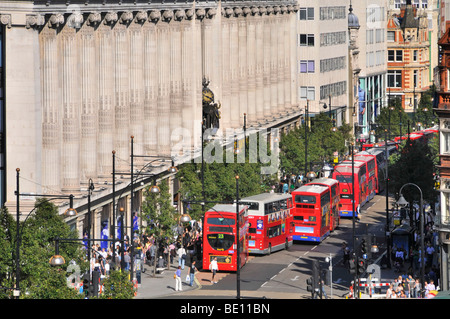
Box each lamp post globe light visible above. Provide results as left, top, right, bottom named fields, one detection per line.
left=397, top=183, right=425, bottom=297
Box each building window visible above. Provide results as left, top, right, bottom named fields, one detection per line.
left=387, top=70, right=402, bottom=88
left=320, top=81, right=347, bottom=100
left=319, top=7, right=346, bottom=20
left=394, top=0, right=404, bottom=9
left=299, top=34, right=315, bottom=47
left=387, top=31, right=395, bottom=42
left=442, top=131, right=450, bottom=154
left=299, top=7, right=314, bottom=20
left=320, top=31, right=346, bottom=47
left=388, top=50, right=395, bottom=62
left=413, top=50, right=418, bottom=61
left=299, top=60, right=315, bottom=73
left=388, top=50, right=403, bottom=62
left=320, top=56, right=346, bottom=73
left=299, top=86, right=315, bottom=101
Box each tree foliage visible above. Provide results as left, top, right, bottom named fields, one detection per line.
left=0, top=199, right=87, bottom=299
left=176, top=136, right=276, bottom=221
left=141, top=179, right=178, bottom=243
left=279, top=112, right=352, bottom=175
left=389, top=138, right=437, bottom=204
left=100, top=269, right=135, bottom=299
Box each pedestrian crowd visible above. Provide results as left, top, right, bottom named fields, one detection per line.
left=385, top=202, right=440, bottom=299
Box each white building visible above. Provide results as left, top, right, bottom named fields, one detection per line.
left=352, top=0, right=388, bottom=140
left=296, top=0, right=350, bottom=126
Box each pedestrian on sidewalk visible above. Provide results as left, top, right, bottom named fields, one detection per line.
left=175, top=266, right=182, bottom=291
left=189, top=260, right=198, bottom=287
left=210, top=257, right=219, bottom=283
left=177, top=245, right=187, bottom=270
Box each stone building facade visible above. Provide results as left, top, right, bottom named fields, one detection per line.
left=0, top=0, right=299, bottom=239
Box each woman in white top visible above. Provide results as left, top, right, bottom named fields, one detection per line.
left=210, top=257, right=219, bottom=283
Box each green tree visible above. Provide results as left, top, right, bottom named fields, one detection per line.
left=141, top=179, right=178, bottom=242
left=0, top=199, right=87, bottom=299
left=416, top=86, right=438, bottom=128
left=177, top=136, right=275, bottom=220
left=279, top=113, right=352, bottom=176
left=100, top=269, right=135, bottom=299
left=375, top=97, right=409, bottom=139
left=389, top=138, right=437, bottom=204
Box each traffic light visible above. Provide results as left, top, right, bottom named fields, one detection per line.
left=349, top=257, right=356, bottom=274
left=357, top=257, right=366, bottom=275
left=360, top=238, right=367, bottom=256
left=306, top=276, right=315, bottom=295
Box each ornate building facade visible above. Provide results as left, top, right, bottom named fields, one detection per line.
left=387, top=0, right=432, bottom=117
left=0, top=0, right=299, bottom=239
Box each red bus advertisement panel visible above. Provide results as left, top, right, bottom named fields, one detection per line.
left=343, top=155, right=376, bottom=200
left=332, top=162, right=367, bottom=218
left=291, top=184, right=331, bottom=242
left=359, top=148, right=387, bottom=194
left=241, top=193, right=294, bottom=254
left=202, top=204, right=249, bottom=272
left=307, top=177, right=340, bottom=232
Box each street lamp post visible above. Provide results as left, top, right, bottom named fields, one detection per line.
left=87, top=178, right=95, bottom=267
left=384, top=130, right=391, bottom=269
left=15, top=168, right=76, bottom=298
left=235, top=175, right=240, bottom=300
left=304, top=100, right=309, bottom=180
left=397, top=183, right=425, bottom=296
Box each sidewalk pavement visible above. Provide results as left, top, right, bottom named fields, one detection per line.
left=133, top=252, right=402, bottom=299
left=134, top=262, right=231, bottom=299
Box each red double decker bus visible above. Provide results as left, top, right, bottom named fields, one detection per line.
left=359, top=148, right=387, bottom=194
left=342, top=154, right=376, bottom=201
left=202, top=204, right=249, bottom=272
left=241, top=193, right=294, bottom=255
left=332, top=161, right=368, bottom=218
left=291, top=184, right=331, bottom=243
left=307, top=177, right=340, bottom=232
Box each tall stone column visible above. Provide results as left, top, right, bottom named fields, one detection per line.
left=220, top=9, right=232, bottom=130
left=79, top=23, right=98, bottom=182
left=181, top=14, right=196, bottom=153
left=113, top=18, right=131, bottom=168
left=170, top=15, right=183, bottom=151
left=238, top=15, right=248, bottom=126
left=129, top=21, right=145, bottom=163
left=156, top=18, right=171, bottom=156
left=230, top=15, right=240, bottom=128
left=276, top=11, right=285, bottom=113
left=263, top=12, right=272, bottom=118
left=40, top=25, right=60, bottom=193
left=270, top=13, right=278, bottom=116
left=255, top=9, right=265, bottom=121
left=143, top=13, right=159, bottom=155
left=246, top=10, right=257, bottom=123
left=282, top=7, right=291, bottom=110
left=97, top=16, right=115, bottom=178
left=60, top=25, right=81, bottom=192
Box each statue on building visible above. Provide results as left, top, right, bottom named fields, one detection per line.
left=202, top=78, right=221, bottom=133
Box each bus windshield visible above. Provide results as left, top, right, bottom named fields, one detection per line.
left=294, top=195, right=316, bottom=204
left=335, top=175, right=353, bottom=184
left=207, top=217, right=236, bottom=226
left=206, top=233, right=235, bottom=251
